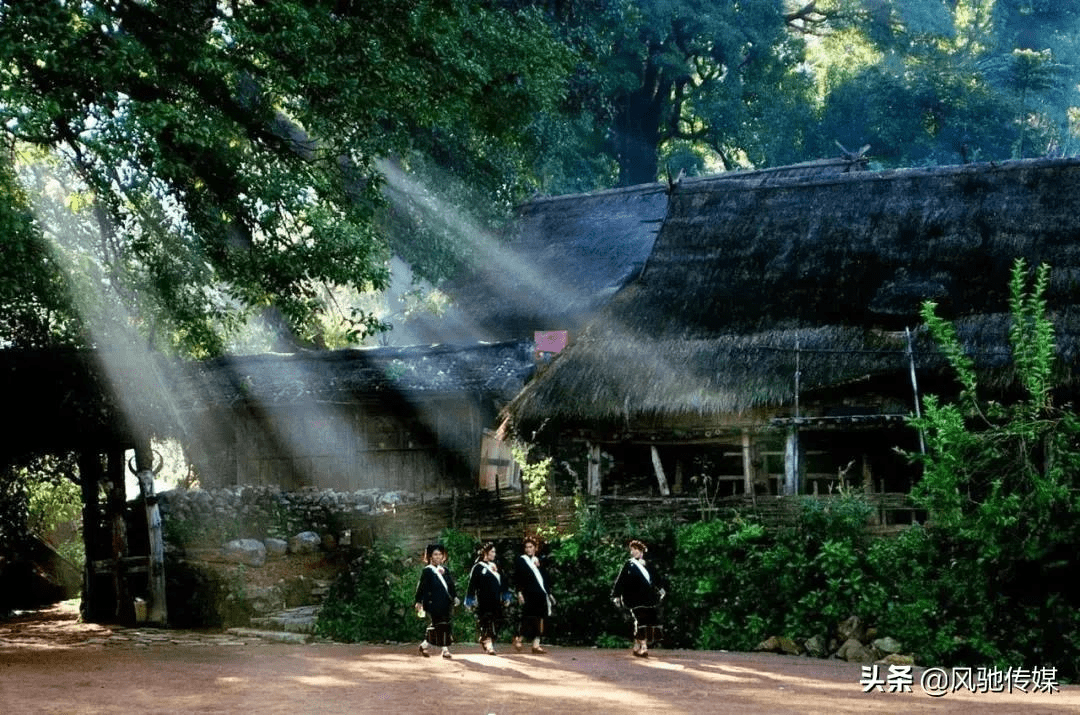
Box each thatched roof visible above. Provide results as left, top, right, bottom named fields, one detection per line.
left=507, top=157, right=1080, bottom=432
left=441, top=157, right=870, bottom=342
left=442, top=183, right=668, bottom=340
left=0, top=341, right=535, bottom=462
left=176, top=340, right=535, bottom=411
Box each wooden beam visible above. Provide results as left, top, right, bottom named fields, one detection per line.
left=106, top=450, right=130, bottom=623
left=78, top=451, right=106, bottom=621
left=741, top=430, right=759, bottom=495
left=650, top=446, right=671, bottom=496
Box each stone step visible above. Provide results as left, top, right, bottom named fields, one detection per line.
left=225, top=627, right=312, bottom=644
left=248, top=605, right=321, bottom=635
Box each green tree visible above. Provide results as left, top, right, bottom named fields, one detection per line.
left=0, top=150, right=80, bottom=348
left=812, top=0, right=1080, bottom=165
left=0, top=1, right=571, bottom=355
left=908, top=259, right=1080, bottom=673
left=509, top=0, right=820, bottom=188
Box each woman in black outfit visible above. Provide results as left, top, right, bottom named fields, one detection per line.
left=512, top=536, right=553, bottom=654
left=414, top=543, right=458, bottom=659
left=611, top=538, right=666, bottom=657
left=466, top=541, right=509, bottom=655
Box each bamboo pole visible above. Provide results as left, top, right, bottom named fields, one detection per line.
left=906, top=327, right=927, bottom=455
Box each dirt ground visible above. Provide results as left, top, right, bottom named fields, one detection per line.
left=2, top=602, right=1078, bottom=714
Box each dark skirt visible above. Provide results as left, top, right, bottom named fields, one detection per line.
left=475, top=609, right=502, bottom=642
left=425, top=613, right=453, bottom=647
left=629, top=606, right=661, bottom=643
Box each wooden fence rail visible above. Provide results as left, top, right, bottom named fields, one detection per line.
left=347, top=491, right=922, bottom=553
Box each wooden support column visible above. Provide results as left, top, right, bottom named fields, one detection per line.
left=134, top=441, right=167, bottom=626
left=741, top=430, right=762, bottom=495
left=77, top=453, right=105, bottom=622
left=783, top=427, right=802, bottom=496
left=106, top=449, right=131, bottom=623
left=650, top=445, right=671, bottom=496
left=586, top=442, right=602, bottom=496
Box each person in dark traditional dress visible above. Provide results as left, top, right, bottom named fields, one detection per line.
left=465, top=541, right=510, bottom=655
left=512, top=535, right=553, bottom=654
left=414, top=543, right=458, bottom=659
left=611, top=538, right=666, bottom=658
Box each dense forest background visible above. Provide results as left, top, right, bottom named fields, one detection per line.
left=1, top=0, right=1078, bottom=357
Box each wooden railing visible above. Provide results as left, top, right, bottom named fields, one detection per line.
left=348, top=490, right=923, bottom=552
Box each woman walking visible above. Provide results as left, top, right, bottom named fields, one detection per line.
left=414, top=543, right=458, bottom=659
left=512, top=536, right=553, bottom=654
left=611, top=539, right=666, bottom=658
left=465, top=541, right=509, bottom=655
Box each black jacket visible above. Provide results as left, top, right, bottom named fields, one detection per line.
left=514, top=553, right=551, bottom=618
left=611, top=559, right=664, bottom=609
left=466, top=560, right=506, bottom=616
left=414, top=564, right=456, bottom=619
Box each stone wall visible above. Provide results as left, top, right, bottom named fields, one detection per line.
left=156, top=486, right=429, bottom=628
left=157, top=485, right=421, bottom=549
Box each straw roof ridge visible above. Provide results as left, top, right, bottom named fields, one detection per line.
left=177, top=339, right=536, bottom=410
left=623, top=156, right=1080, bottom=336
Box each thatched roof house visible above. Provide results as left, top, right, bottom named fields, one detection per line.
left=505, top=158, right=1080, bottom=501
left=179, top=340, right=535, bottom=492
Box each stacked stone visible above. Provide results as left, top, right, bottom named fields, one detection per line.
left=157, top=486, right=418, bottom=549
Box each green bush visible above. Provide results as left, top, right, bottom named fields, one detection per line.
left=315, top=541, right=418, bottom=643
left=902, top=260, right=1080, bottom=679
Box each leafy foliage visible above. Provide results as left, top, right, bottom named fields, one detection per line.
left=904, top=258, right=1080, bottom=676
left=315, top=541, right=420, bottom=644
left=0, top=1, right=571, bottom=355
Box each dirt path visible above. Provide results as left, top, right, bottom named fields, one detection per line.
left=2, top=602, right=1077, bottom=714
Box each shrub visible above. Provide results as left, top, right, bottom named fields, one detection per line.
left=315, top=541, right=418, bottom=643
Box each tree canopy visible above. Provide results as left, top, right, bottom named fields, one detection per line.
left=0, top=0, right=570, bottom=355
left=1, top=0, right=1078, bottom=355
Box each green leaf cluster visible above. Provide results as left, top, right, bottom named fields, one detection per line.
left=0, top=1, right=572, bottom=355
left=903, top=258, right=1080, bottom=676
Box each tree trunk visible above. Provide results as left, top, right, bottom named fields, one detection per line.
left=612, top=46, right=669, bottom=187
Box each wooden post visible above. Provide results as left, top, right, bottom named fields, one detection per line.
left=650, top=445, right=671, bottom=496
left=587, top=442, right=602, bottom=496
left=741, top=430, right=756, bottom=495
left=106, top=450, right=131, bottom=623
left=673, top=459, right=683, bottom=494
left=784, top=427, right=801, bottom=496
left=78, top=451, right=106, bottom=622
left=134, top=442, right=167, bottom=626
